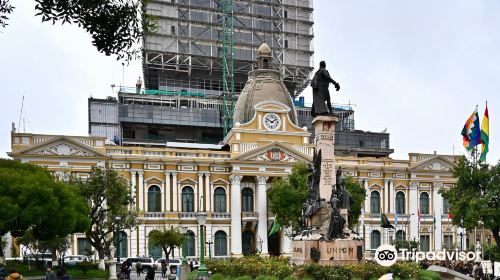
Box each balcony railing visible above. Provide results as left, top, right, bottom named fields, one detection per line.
left=179, top=212, right=197, bottom=219
left=241, top=212, right=258, bottom=220
left=212, top=213, right=231, bottom=219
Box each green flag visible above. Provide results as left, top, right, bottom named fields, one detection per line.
left=269, top=217, right=281, bottom=236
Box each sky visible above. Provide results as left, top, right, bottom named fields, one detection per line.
left=1, top=0, right=499, bottom=163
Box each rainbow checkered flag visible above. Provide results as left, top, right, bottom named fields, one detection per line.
left=480, top=103, right=489, bottom=162
left=461, top=107, right=482, bottom=151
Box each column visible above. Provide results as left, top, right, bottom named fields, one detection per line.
left=384, top=179, right=389, bottom=213
left=433, top=183, right=443, bottom=250
left=363, top=179, right=370, bottom=213
left=130, top=171, right=137, bottom=208
left=230, top=175, right=243, bottom=256
left=409, top=182, right=419, bottom=241
left=165, top=172, right=171, bottom=211
left=389, top=180, right=395, bottom=213
left=138, top=171, right=144, bottom=211
left=172, top=172, right=178, bottom=211
left=205, top=173, right=211, bottom=212
left=161, top=181, right=165, bottom=212
left=256, top=176, right=269, bottom=255
left=198, top=172, right=204, bottom=211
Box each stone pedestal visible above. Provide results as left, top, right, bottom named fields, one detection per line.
left=107, top=261, right=117, bottom=280
left=318, top=239, right=364, bottom=266
left=291, top=239, right=319, bottom=265
left=311, top=115, right=338, bottom=200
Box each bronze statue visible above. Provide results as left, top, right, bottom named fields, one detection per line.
left=324, top=192, right=345, bottom=241
left=303, top=150, right=322, bottom=227
left=336, top=167, right=352, bottom=211
left=311, top=61, right=340, bottom=117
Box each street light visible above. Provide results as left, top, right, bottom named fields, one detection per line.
left=180, top=226, right=189, bottom=280
left=458, top=232, right=464, bottom=251
left=205, top=240, right=213, bottom=259
left=196, top=212, right=209, bottom=279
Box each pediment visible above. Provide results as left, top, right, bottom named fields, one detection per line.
left=231, top=142, right=312, bottom=164
left=14, top=136, right=106, bottom=158
left=211, top=178, right=230, bottom=185
left=178, top=178, right=198, bottom=185
left=410, top=156, right=456, bottom=172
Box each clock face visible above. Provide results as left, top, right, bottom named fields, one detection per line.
left=263, top=113, right=281, bottom=130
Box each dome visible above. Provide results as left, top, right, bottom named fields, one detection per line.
left=233, top=43, right=298, bottom=126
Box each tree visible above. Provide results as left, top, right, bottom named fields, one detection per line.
left=148, top=228, right=184, bottom=274
left=441, top=156, right=500, bottom=253
left=268, top=163, right=310, bottom=232
left=0, top=0, right=155, bottom=60
left=344, top=176, right=365, bottom=230
left=72, top=167, right=139, bottom=270
left=0, top=159, right=89, bottom=264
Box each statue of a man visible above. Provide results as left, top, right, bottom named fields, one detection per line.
left=324, top=193, right=345, bottom=241
left=311, top=61, right=340, bottom=117
left=336, top=167, right=352, bottom=211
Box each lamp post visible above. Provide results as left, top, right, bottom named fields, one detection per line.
left=196, top=212, right=209, bottom=279
left=458, top=232, right=464, bottom=251
left=180, top=226, right=189, bottom=280
left=205, top=240, right=213, bottom=259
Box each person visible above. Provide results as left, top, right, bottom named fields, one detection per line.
left=311, top=61, right=340, bottom=117
left=56, top=267, right=71, bottom=280
left=145, top=265, right=155, bottom=280
left=45, top=267, right=56, bottom=280
left=136, top=262, right=142, bottom=276
left=161, top=260, right=167, bottom=278
left=6, top=269, right=23, bottom=280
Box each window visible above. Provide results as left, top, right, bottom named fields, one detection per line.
left=183, top=230, right=195, bottom=256
left=443, top=197, right=450, bottom=214
left=420, top=235, right=430, bottom=252
left=396, top=230, right=406, bottom=241
left=148, top=185, right=161, bottom=212
left=115, top=231, right=128, bottom=259
left=77, top=238, right=92, bottom=256
left=420, top=192, right=430, bottom=214
left=214, top=187, right=226, bottom=212
left=214, top=231, right=227, bottom=256
left=371, top=230, right=381, bottom=249
left=171, top=26, right=176, bottom=35
left=370, top=190, right=380, bottom=214
left=182, top=186, right=194, bottom=212
left=148, top=231, right=162, bottom=260
left=284, top=40, right=288, bottom=49
left=443, top=234, right=453, bottom=250
left=284, top=10, right=288, bottom=18
left=242, top=188, right=254, bottom=212
left=263, top=59, right=269, bottom=69
left=396, top=191, right=405, bottom=214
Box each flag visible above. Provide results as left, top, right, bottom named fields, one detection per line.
left=381, top=213, right=395, bottom=230
left=269, top=216, right=280, bottom=236
left=448, top=210, right=453, bottom=220
left=461, top=107, right=482, bottom=151
left=418, top=209, right=421, bottom=224
left=480, top=103, right=489, bottom=162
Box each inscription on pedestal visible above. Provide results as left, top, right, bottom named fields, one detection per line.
left=312, top=116, right=338, bottom=200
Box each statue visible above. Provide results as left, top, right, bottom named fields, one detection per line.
left=323, top=192, right=345, bottom=241
left=335, top=167, right=352, bottom=211
left=311, top=61, right=340, bottom=117
left=302, top=150, right=322, bottom=228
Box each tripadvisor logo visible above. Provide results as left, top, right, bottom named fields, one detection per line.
left=374, top=244, right=481, bottom=267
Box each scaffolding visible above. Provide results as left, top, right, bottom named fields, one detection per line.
left=221, top=0, right=235, bottom=136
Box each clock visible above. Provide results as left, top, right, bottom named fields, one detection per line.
left=263, top=113, right=281, bottom=130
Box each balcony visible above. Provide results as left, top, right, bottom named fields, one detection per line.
left=143, top=212, right=165, bottom=219
left=211, top=212, right=231, bottom=219
left=241, top=212, right=258, bottom=222
left=179, top=212, right=197, bottom=219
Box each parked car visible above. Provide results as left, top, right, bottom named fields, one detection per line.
left=63, top=255, right=90, bottom=266
left=122, top=257, right=155, bottom=273
left=155, top=258, right=181, bottom=274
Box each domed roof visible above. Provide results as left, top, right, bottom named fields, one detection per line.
left=233, top=43, right=297, bottom=126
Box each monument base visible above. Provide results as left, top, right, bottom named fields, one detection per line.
left=291, top=238, right=364, bottom=266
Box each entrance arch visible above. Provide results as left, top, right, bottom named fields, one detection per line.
left=242, top=230, right=255, bottom=256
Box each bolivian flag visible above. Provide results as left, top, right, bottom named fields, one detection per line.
left=480, top=103, right=489, bottom=162
left=461, top=107, right=482, bottom=151
left=269, top=216, right=280, bottom=236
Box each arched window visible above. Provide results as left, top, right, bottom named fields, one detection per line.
left=182, top=186, right=194, bottom=212
left=214, top=187, right=227, bottom=212
left=183, top=230, right=195, bottom=256
left=396, top=230, right=406, bottom=241
left=420, top=192, right=429, bottom=214
left=371, top=230, right=381, bottom=249
left=147, top=185, right=162, bottom=212
left=115, top=231, right=128, bottom=259
left=263, top=59, right=269, bottom=69
left=148, top=231, right=162, bottom=260
left=214, top=231, right=227, bottom=256
left=242, top=188, right=254, bottom=212
left=370, top=190, right=380, bottom=214
left=396, top=191, right=405, bottom=214
left=443, top=197, right=450, bottom=214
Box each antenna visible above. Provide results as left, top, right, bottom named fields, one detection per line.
left=18, top=96, right=24, bottom=132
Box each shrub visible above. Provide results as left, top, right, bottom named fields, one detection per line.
left=234, top=276, right=252, bottom=280
left=211, top=273, right=226, bottom=280
left=255, top=276, right=279, bottom=280
left=75, top=261, right=97, bottom=274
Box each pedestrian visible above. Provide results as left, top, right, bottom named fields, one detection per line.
left=6, top=268, right=23, bottom=280
left=145, top=266, right=155, bottom=280
left=161, top=260, right=167, bottom=278
left=56, top=267, right=71, bottom=280
left=45, top=267, right=56, bottom=280
left=136, top=262, right=142, bottom=276
left=189, top=260, right=193, bottom=272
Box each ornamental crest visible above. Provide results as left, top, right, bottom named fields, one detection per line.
left=254, top=148, right=296, bottom=163
left=33, top=143, right=92, bottom=157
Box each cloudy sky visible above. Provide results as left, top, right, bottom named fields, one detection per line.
left=1, top=0, right=498, bottom=163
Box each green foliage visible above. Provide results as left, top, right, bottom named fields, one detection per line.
left=0, top=159, right=89, bottom=258
left=344, top=176, right=366, bottom=229
left=441, top=157, right=500, bottom=250
left=76, top=261, right=97, bottom=274
left=148, top=228, right=184, bottom=262
left=72, top=167, right=139, bottom=259
left=420, top=269, right=440, bottom=280
left=268, top=163, right=310, bottom=231
left=255, top=276, right=278, bottom=280
left=392, top=239, right=419, bottom=251
left=484, top=244, right=500, bottom=261
left=210, top=273, right=227, bottom=280
left=206, top=256, right=292, bottom=279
